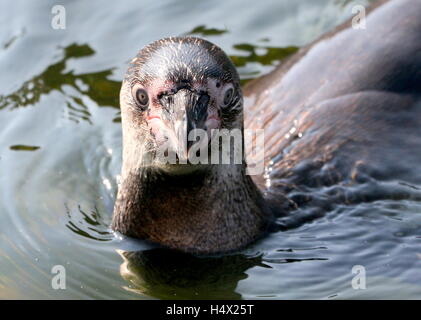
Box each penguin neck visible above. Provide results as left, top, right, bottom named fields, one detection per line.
left=112, top=163, right=273, bottom=254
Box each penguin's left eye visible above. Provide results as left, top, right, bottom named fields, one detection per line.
left=135, top=89, right=149, bottom=108
left=223, top=87, right=234, bottom=106
left=131, top=84, right=149, bottom=111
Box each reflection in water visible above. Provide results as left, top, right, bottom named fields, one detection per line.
left=116, top=245, right=333, bottom=299
left=3, top=28, right=26, bottom=49
left=65, top=204, right=113, bottom=242
left=0, top=40, right=296, bottom=120
left=0, top=43, right=121, bottom=123
left=118, top=248, right=267, bottom=299
left=185, top=26, right=298, bottom=85
left=230, top=44, right=298, bottom=85
left=231, top=43, right=298, bottom=67
left=9, top=144, right=40, bottom=151
left=186, top=25, right=228, bottom=36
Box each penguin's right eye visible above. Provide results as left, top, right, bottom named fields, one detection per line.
left=131, top=85, right=149, bottom=111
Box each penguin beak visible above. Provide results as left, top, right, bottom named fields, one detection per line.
left=158, top=89, right=210, bottom=162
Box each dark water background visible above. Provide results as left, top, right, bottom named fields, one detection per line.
left=1, top=0, right=421, bottom=299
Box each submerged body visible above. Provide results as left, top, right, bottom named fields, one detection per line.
left=113, top=0, right=421, bottom=254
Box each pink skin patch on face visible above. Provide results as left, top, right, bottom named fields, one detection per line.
left=147, top=115, right=161, bottom=121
